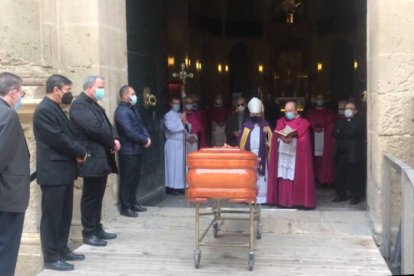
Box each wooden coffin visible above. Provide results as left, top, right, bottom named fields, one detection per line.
left=186, top=147, right=258, bottom=202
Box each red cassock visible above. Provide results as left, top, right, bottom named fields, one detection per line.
left=267, top=116, right=316, bottom=208
left=306, top=108, right=336, bottom=185
left=210, top=106, right=230, bottom=124
left=187, top=110, right=208, bottom=148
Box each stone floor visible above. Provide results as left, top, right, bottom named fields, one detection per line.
left=38, top=189, right=388, bottom=276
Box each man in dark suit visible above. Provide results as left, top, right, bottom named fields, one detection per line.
left=115, top=85, right=151, bottom=217
left=0, top=72, right=30, bottom=276
left=33, top=74, right=89, bottom=271
left=332, top=102, right=365, bottom=205
left=70, top=75, right=120, bottom=246
left=225, top=97, right=249, bottom=146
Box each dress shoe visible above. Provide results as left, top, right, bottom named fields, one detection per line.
left=121, top=208, right=139, bottom=217
left=132, top=205, right=147, bottom=212
left=61, top=250, right=85, bottom=261
left=96, top=229, right=117, bottom=240
left=83, top=235, right=107, bottom=246
left=350, top=197, right=363, bottom=205
left=332, top=196, right=348, bottom=203
left=44, top=260, right=74, bottom=271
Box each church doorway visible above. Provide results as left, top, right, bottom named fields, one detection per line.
left=125, top=0, right=367, bottom=210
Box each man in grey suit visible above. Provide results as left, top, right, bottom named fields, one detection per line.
left=33, top=74, right=88, bottom=271
left=0, top=72, right=30, bottom=276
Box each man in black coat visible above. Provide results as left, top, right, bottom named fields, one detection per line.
left=69, top=75, right=120, bottom=247
left=115, top=85, right=151, bottom=217
left=225, top=97, right=249, bottom=146
left=0, top=72, right=30, bottom=276
left=332, top=102, right=365, bottom=205
left=33, top=75, right=89, bottom=271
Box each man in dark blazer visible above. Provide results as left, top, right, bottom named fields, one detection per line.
left=70, top=75, right=120, bottom=247
left=115, top=85, right=151, bottom=217
left=33, top=74, right=88, bottom=271
left=225, top=97, right=249, bottom=146
left=0, top=72, right=30, bottom=276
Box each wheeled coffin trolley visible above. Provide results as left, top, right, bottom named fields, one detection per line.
left=186, top=147, right=262, bottom=271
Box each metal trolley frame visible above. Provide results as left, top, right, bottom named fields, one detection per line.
left=192, top=199, right=262, bottom=271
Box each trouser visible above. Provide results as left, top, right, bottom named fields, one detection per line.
left=40, top=185, right=73, bottom=262
left=119, top=154, right=143, bottom=210
left=81, top=176, right=107, bottom=236
left=335, top=156, right=363, bottom=199
left=0, top=211, right=25, bottom=276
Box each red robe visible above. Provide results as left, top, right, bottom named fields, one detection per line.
left=210, top=106, right=230, bottom=124
left=267, top=116, right=316, bottom=208
left=187, top=110, right=207, bottom=148
left=306, top=108, right=336, bottom=185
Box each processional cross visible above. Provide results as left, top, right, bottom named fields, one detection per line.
left=172, top=63, right=194, bottom=100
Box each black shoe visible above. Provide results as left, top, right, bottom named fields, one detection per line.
left=332, top=197, right=348, bottom=203
left=96, top=229, right=117, bottom=240
left=44, top=260, right=74, bottom=271
left=83, top=234, right=107, bottom=246
left=61, top=250, right=85, bottom=261
left=350, top=197, right=363, bottom=205
left=132, top=205, right=147, bottom=212
left=121, top=208, right=138, bottom=217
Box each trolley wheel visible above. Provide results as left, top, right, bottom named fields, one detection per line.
left=248, top=252, right=255, bottom=271
left=213, top=221, right=219, bottom=238
left=194, top=249, right=201, bottom=269
left=256, top=222, right=262, bottom=239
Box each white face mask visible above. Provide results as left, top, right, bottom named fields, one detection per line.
left=344, top=109, right=354, bottom=118
left=185, top=103, right=193, bottom=111
left=238, top=106, right=245, bottom=113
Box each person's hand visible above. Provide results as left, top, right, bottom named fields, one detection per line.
left=233, top=130, right=239, bottom=137
left=112, top=139, right=121, bottom=153
left=281, top=136, right=292, bottom=144
left=187, top=136, right=197, bottom=144
left=315, top=128, right=323, bottom=133
left=144, top=138, right=152, bottom=148
left=180, top=112, right=188, bottom=124
left=77, top=152, right=88, bottom=163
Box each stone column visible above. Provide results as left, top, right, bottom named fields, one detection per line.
left=367, top=0, right=414, bottom=245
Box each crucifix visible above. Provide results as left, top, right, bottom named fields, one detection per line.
left=172, top=62, right=194, bottom=187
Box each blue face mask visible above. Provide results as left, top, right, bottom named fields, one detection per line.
left=172, top=103, right=180, bottom=112
left=285, top=112, right=295, bottom=120
left=95, top=88, right=105, bottom=101
left=129, top=95, right=137, bottom=105
left=15, top=97, right=22, bottom=110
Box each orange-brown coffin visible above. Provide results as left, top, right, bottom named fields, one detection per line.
left=186, top=147, right=258, bottom=202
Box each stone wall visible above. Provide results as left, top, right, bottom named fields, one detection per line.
left=0, top=1, right=127, bottom=275
left=367, top=0, right=414, bottom=245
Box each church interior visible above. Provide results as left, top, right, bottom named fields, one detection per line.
left=126, top=0, right=367, bottom=207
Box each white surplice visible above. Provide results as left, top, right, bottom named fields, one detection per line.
left=186, top=123, right=198, bottom=153
left=250, top=125, right=268, bottom=204
left=314, top=130, right=324, bottom=156
left=164, top=109, right=186, bottom=189
left=277, top=138, right=297, bottom=181
left=211, top=121, right=226, bottom=146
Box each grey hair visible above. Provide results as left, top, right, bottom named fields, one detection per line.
left=83, top=75, right=104, bottom=90
left=0, top=72, right=22, bottom=96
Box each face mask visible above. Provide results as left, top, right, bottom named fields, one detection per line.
left=238, top=106, right=246, bottom=113
left=344, top=109, right=353, bottom=118
left=338, top=110, right=345, bottom=116
left=129, top=95, right=137, bottom=105
left=315, top=99, right=324, bottom=107
left=15, top=97, right=22, bottom=110
left=285, top=111, right=295, bottom=120
left=192, top=103, right=199, bottom=110
left=215, top=99, right=223, bottom=107
left=251, top=116, right=261, bottom=124
left=95, top=88, right=105, bottom=101
left=62, top=92, right=74, bottom=105
left=172, top=103, right=180, bottom=112
left=185, top=104, right=193, bottom=111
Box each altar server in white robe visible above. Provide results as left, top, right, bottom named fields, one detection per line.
left=164, top=97, right=189, bottom=195
left=239, top=97, right=272, bottom=204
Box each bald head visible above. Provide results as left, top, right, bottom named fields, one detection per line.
left=285, top=101, right=297, bottom=112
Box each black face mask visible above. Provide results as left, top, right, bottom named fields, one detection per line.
left=251, top=116, right=262, bottom=124
left=62, top=92, right=74, bottom=105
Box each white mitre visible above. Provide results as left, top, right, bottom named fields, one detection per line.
left=247, top=97, right=262, bottom=113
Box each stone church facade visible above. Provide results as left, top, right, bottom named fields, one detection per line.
left=0, top=0, right=413, bottom=275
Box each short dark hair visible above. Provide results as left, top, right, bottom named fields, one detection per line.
left=119, top=85, right=130, bottom=98
left=46, top=74, right=72, bottom=94
left=0, top=72, right=22, bottom=97
left=170, top=96, right=181, bottom=103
